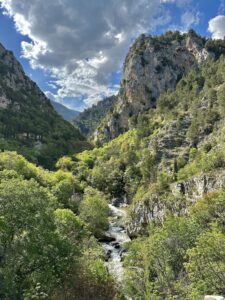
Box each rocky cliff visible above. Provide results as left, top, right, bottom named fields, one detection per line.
left=93, top=31, right=217, bottom=144
left=56, top=31, right=225, bottom=298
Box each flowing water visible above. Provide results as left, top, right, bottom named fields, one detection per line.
left=101, top=203, right=130, bottom=283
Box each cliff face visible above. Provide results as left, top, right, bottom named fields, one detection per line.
left=0, top=43, right=49, bottom=107
left=127, top=171, right=225, bottom=237
left=94, top=32, right=213, bottom=144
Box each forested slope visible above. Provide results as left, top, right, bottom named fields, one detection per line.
left=73, top=95, right=117, bottom=138
left=0, top=43, right=90, bottom=169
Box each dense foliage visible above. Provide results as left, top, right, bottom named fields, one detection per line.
left=0, top=152, right=117, bottom=300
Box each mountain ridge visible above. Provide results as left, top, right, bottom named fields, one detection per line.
left=50, top=100, right=80, bottom=121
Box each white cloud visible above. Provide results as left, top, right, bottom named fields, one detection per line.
left=208, top=15, right=225, bottom=39
left=181, top=11, right=200, bottom=28
left=218, top=0, right=225, bottom=15
left=160, top=0, right=191, bottom=7
left=0, top=0, right=194, bottom=109
left=45, top=91, right=61, bottom=103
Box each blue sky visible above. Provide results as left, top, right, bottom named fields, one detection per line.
left=0, top=0, right=224, bottom=111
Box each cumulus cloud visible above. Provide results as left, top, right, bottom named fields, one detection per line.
left=208, top=15, right=225, bottom=39
left=0, top=0, right=194, bottom=108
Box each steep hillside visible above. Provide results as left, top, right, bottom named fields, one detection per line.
left=0, top=43, right=90, bottom=168
left=50, top=100, right=79, bottom=121
left=58, top=53, right=225, bottom=299
left=94, top=30, right=225, bottom=144
left=73, top=95, right=117, bottom=138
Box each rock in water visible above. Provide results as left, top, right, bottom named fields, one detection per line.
left=98, top=235, right=116, bottom=243
left=111, top=197, right=124, bottom=207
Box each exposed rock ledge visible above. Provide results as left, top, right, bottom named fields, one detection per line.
left=127, top=171, right=225, bottom=237
left=171, top=171, right=225, bottom=202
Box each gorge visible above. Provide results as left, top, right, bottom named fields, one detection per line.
left=0, top=29, right=225, bottom=299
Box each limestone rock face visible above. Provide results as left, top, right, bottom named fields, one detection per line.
left=94, top=33, right=213, bottom=144
left=127, top=170, right=225, bottom=237
left=127, top=195, right=165, bottom=238
left=171, top=172, right=225, bottom=202
left=0, top=43, right=49, bottom=109
left=0, top=94, right=11, bottom=109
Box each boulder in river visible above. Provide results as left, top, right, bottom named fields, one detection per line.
left=120, top=248, right=128, bottom=261
left=111, top=241, right=121, bottom=249
left=111, top=197, right=124, bottom=207
left=98, top=235, right=116, bottom=243
left=105, top=249, right=112, bottom=261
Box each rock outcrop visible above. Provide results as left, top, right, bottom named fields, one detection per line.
left=127, top=171, right=225, bottom=237
left=171, top=172, right=225, bottom=202
left=127, top=196, right=165, bottom=238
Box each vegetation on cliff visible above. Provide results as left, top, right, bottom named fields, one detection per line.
left=89, top=31, right=225, bottom=144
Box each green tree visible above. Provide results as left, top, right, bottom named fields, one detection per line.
left=186, top=227, right=225, bottom=296
left=0, top=178, right=73, bottom=299
left=218, top=84, right=225, bottom=116
left=80, top=187, right=109, bottom=237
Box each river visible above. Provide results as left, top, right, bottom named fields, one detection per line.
left=101, top=203, right=130, bottom=283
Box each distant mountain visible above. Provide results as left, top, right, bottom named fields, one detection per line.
left=0, top=42, right=91, bottom=168
left=50, top=100, right=79, bottom=121
left=73, top=95, right=117, bottom=138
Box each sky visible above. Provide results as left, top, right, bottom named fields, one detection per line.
left=0, top=0, right=225, bottom=111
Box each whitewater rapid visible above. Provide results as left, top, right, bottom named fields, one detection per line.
left=102, top=203, right=130, bottom=283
